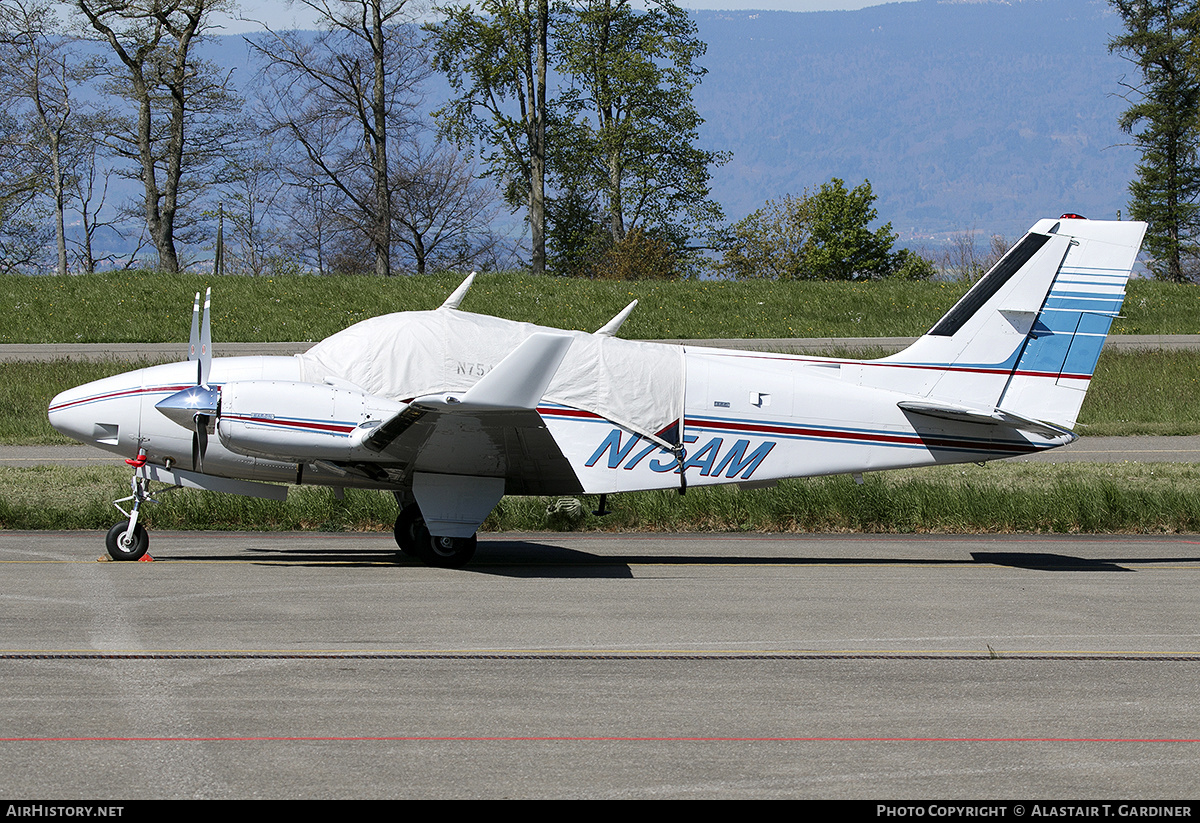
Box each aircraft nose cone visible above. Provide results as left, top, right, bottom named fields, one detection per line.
left=48, top=385, right=94, bottom=443
left=47, top=372, right=142, bottom=450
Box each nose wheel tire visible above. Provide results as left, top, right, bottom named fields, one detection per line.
left=105, top=521, right=149, bottom=561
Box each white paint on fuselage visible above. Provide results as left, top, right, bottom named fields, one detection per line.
left=49, top=336, right=1069, bottom=498
left=48, top=356, right=390, bottom=488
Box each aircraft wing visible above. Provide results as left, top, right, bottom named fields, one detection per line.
left=352, top=332, right=585, bottom=495
left=896, top=400, right=1077, bottom=440
left=357, top=404, right=584, bottom=495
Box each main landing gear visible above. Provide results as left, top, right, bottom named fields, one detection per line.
left=393, top=503, right=477, bottom=568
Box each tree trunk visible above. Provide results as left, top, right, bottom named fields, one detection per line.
left=529, top=0, right=548, bottom=274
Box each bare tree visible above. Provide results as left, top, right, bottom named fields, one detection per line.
left=250, top=0, right=432, bottom=277
left=219, top=137, right=290, bottom=274
left=0, top=1, right=96, bottom=274
left=0, top=102, right=50, bottom=272
left=392, top=144, right=499, bottom=273
left=942, top=228, right=1011, bottom=282
left=73, top=0, right=237, bottom=272
left=282, top=170, right=340, bottom=275
left=68, top=137, right=151, bottom=272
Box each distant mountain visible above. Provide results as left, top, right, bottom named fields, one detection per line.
left=691, top=0, right=1139, bottom=241
left=179, top=0, right=1135, bottom=254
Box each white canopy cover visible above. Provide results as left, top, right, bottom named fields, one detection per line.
left=297, top=309, right=685, bottom=446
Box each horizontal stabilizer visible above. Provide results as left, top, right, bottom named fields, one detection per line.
left=898, top=400, right=1077, bottom=440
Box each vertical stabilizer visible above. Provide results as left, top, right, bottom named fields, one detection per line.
left=872, top=218, right=1145, bottom=430
left=998, top=218, right=1146, bottom=428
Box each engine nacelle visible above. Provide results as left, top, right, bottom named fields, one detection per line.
left=216, top=380, right=405, bottom=461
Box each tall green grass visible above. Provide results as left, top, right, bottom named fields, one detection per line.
left=1076, top=350, right=1200, bottom=435
left=2, top=272, right=1197, bottom=344
left=4, top=462, right=1199, bottom=534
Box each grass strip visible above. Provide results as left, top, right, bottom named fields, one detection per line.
left=5, top=462, right=1199, bottom=534
left=2, top=273, right=1198, bottom=344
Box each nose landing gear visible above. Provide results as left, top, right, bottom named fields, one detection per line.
left=106, top=451, right=156, bottom=561
left=106, top=520, right=149, bottom=560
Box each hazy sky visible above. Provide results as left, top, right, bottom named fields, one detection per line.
left=217, top=0, right=908, bottom=34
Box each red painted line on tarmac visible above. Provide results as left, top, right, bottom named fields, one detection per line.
left=4, top=743, right=1195, bottom=748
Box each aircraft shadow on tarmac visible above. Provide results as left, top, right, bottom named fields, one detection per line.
left=142, top=542, right=1194, bottom=578
left=969, top=552, right=1134, bottom=572
left=197, top=542, right=641, bottom=578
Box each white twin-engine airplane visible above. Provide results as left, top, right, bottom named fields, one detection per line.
left=49, top=216, right=1145, bottom=566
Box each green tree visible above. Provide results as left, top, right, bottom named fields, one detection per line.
left=546, top=183, right=609, bottom=275
left=719, top=192, right=812, bottom=279
left=552, top=0, right=726, bottom=255
left=590, top=225, right=677, bottom=280
left=722, top=179, right=925, bottom=281
left=1110, top=0, right=1200, bottom=282
left=429, top=0, right=552, bottom=274
left=803, top=178, right=897, bottom=280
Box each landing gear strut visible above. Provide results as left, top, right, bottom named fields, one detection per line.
left=107, top=452, right=155, bottom=561
left=393, top=503, right=477, bottom=568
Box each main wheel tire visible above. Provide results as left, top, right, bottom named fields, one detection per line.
left=418, top=533, right=477, bottom=568
left=105, top=521, right=149, bottom=561
left=393, top=504, right=429, bottom=556
left=393, top=504, right=477, bottom=567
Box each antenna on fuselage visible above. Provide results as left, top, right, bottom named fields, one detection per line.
left=440, top=272, right=477, bottom=310
left=595, top=299, right=638, bottom=337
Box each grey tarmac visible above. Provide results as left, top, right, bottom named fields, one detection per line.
left=1, top=530, right=1198, bottom=799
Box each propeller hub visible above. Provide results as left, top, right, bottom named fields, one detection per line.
left=155, top=385, right=220, bottom=429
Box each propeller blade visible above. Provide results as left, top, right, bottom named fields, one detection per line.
left=155, top=385, right=220, bottom=428
left=187, top=291, right=201, bottom=384
left=193, top=413, right=210, bottom=473
left=199, top=287, right=213, bottom=387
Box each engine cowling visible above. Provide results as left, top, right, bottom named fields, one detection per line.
left=215, top=380, right=405, bottom=461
